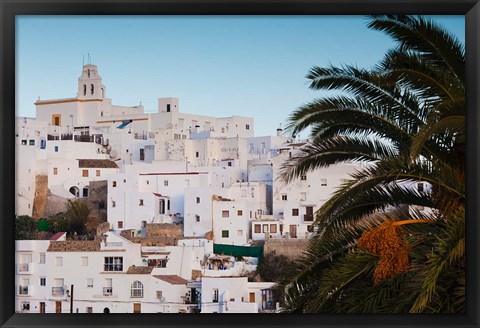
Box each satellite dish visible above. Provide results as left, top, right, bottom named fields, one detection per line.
left=109, top=150, right=118, bottom=158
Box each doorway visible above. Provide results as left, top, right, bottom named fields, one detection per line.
left=289, top=225, right=297, bottom=238
left=133, top=303, right=141, bottom=313
left=55, top=301, right=62, bottom=313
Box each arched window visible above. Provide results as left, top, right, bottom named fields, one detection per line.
left=88, top=69, right=91, bottom=78
left=82, top=186, right=89, bottom=198
left=91, top=84, right=94, bottom=95
left=69, top=186, right=79, bottom=197
left=101, top=88, right=104, bottom=98
left=131, top=281, right=143, bottom=298
left=103, top=307, right=110, bottom=313
left=83, top=84, right=86, bottom=96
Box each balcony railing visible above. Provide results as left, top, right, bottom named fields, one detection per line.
left=17, top=263, right=30, bottom=274
left=303, top=214, right=314, bottom=222
left=103, top=287, right=113, bottom=296
left=18, top=286, right=29, bottom=295
left=52, top=287, right=64, bottom=296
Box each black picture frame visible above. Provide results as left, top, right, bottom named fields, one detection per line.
left=1, top=1, right=478, bottom=327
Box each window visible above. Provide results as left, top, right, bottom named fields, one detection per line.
left=222, top=210, right=229, bottom=218
left=263, top=224, right=269, bottom=233
left=81, top=257, right=88, bottom=266
left=213, top=289, right=219, bottom=302
left=270, top=225, right=277, bottom=233
left=166, top=104, right=171, bottom=112
left=104, top=257, right=123, bottom=272
left=83, top=84, right=87, bottom=96
left=196, top=197, right=200, bottom=204
left=91, top=84, right=94, bottom=95
left=82, top=170, right=89, bottom=177
left=29, top=140, right=35, bottom=146
left=228, top=161, right=232, bottom=167
left=246, top=124, right=250, bottom=130
left=86, top=278, right=93, bottom=288
left=146, top=180, right=149, bottom=185
left=139, top=199, right=144, bottom=206
left=123, top=179, right=127, bottom=183
left=281, top=194, right=287, bottom=201
left=320, top=179, right=327, bottom=186
left=55, top=257, right=62, bottom=266
left=237, top=210, right=243, bottom=216
left=196, top=151, right=199, bottom=158
left=237, top=230, right=243, bottom=236
left=54, top=146, right=59, bottom=152
left=86, top=307, right=93, bottom=314
left=195, top=215, right=200, bottom=222
left=221, top=230, right=229, bottom=238
left=292, top=208, right=299, bottom=216
left=140, top=148, right=145, bottom=161
left=53, top=167, right=58, bottom=175
left=112, top=200, right=116, bottom=208
left=164, top=180, right=168, bottom=187
left=52, top=114, right=61, bottom=126
left=131, top=281, right=144, bottom=298
left=118, top=221, right=123, bottom=229
left=40, top=277, right=46, bottom=286
left=301, top=174, right=307, bottom=180
left=21, top=140, right=27, bottom=145
left=112, top=181, right=117, bottom=187
left=96, top=170, right=100, bottom=177
left=39, top=253, right=45, bottom=264
left=156, top=291, right=163, bottom=299
left=254, top=224, right=261, bottom=233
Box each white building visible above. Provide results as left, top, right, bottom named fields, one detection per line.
left=200, top=277, right=276, bottom=313
left=15, top=117, right=48, bottom=216
left=14, top=232, right=214, bottom=314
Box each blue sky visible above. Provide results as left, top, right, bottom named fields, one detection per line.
left=16, top=15, right=465, bottom=137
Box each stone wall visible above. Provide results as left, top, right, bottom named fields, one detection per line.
left=145, top=223, right=183, bottom=239
left=263, top=238, right=310, bottom=261
left=32, top=175, right=48, bottom=219
left=43, top=191, right=69, bottom=217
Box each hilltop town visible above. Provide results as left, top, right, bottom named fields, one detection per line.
left=15, top=64, right=363, bottom=313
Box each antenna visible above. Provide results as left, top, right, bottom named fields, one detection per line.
left=83, top=54, right=84, bottom=66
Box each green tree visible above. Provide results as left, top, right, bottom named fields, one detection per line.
left=279, top=15, right=464, bottom=313
left=65, top=199, right=91, bottom=236
left=15, top=215, right=37, bottom=240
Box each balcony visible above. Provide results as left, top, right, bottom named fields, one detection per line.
left=16, top=263, right=31, bottom=274
left=103, top=287, right=113, bottom=296
left=303, top=214, right=314, bottom=222
left=51, top=287, right=65, bottom=297
left=18, top=285, right=31, bottom=296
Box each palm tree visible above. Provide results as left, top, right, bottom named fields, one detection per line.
left=279, top=15, right=465, bottom=313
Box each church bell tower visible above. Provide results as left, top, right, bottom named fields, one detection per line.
left=77, top=64, right=106, bottom=99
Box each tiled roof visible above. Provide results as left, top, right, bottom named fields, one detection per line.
left=126, top=266, right=154, bottom=274
left=78, top=159, right=119, bottom=168
left=47, top=240, right=101, bottom=252
left=153, top=275, right=188, bottom=285
left=49, top=232, right=66, bottom=241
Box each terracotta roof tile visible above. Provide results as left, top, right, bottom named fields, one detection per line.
left=126, top=266, right=154, bottom=274
left=153, top=275, right=189, bottom=285
left=78, top=159, right=119, bottom=169
left=47, top=240, right=101, bottom=252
